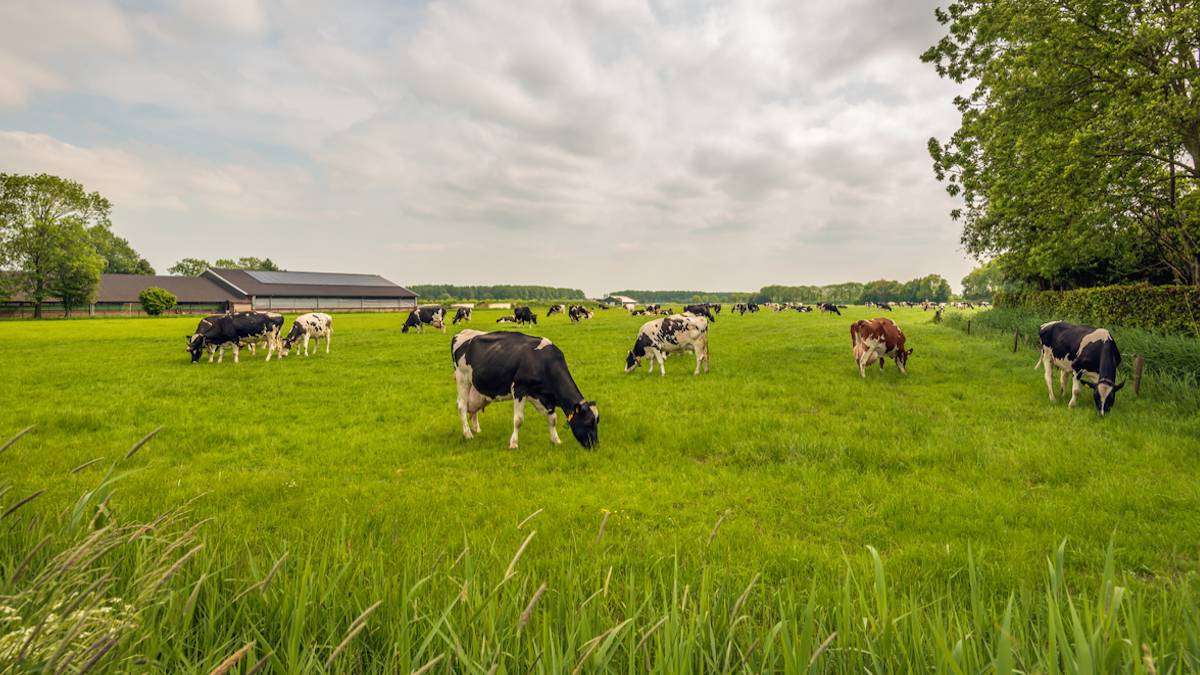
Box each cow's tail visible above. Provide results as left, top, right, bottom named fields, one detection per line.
left=1033, top=350, right=1044, bottom=369
left=850, top=322, right=859, bottom=347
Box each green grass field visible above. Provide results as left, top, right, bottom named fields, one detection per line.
left=2, top=307, right=1199, bottom=672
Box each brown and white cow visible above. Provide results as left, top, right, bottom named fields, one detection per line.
left=850, top=318, right=912, bottom=378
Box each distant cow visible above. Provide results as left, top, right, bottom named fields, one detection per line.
left=818, top=303, right=841, bottom=315
left=452, top=330, right=598, bottom=449
left=514, top=307, right=538, bottom=325
left=403, top=307, right=445, bottom=334
left=1035, top=321, right=1124, bottom=415
left=630, top=309, right=649, bottom=316
left=850, top=317, right=911, bottom=378
left=453, top=307, right=473, bottom=324
left=683, top=304, right=716, bottom=322
left=186, top=311, right=283, bottom=364
left=496, top=316, right=518, bottom=323
left=568, top=305, right=593, bottom=322
left=625, top=313, right=710, bottom=376
left=281, top=312, right=332, bottom=357
left=547, top=304, right=566, bottom=317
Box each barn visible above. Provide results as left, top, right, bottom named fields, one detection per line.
left=202, top=269, right=417, bottom=312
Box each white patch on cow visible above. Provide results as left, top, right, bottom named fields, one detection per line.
left=535, top=337, right=553, bottom=350
left=1079, top=328, right=1112, bottom=351
left=1040, top=320, right=1063, bottom=330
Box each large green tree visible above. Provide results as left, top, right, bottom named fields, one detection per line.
left=0, top=174, right=111, bottom=318
left=924, top=1, right=1200, bottom=288
left=167, top=258, right=212, bottom=276
left=215, top=257, right=281, bottom=271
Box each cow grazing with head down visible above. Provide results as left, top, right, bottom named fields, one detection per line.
left=452, top=330, right=598, bottom=449
left=568, top=305, right=593, bottom=322
left=453, top=307, right=473, bottom=324
left=625, top=313, right=710, bottom=376
left=513, top=306, right=538, bottom=325
left=1035, top=321, right=1124, bottom=415
left=281, top=312, right=332, bottom=357
left=547, top=304, right=565, bottom=317
left=683, top=304, right=716, bottom=322
left=850, top=317, right=911, bottom=378
left=818, top=303, right=841, bottom=315
left=186, top=311, right=284, bottom=363
left=496, top=316, right=518, bottom=323
left=403, top=307, right=445, bottom=333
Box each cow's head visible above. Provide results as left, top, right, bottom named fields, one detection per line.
left=1086, top=379, right=1124, bottom=416
left=566, top=400, right=599, bottom=449
left=185, top=334, right=204, bottom=363
left=625, top=335, right=651, bottom=372
left=897, top=347, right=914, bottom=369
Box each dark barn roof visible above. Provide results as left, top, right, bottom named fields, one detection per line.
left=98, top=275, right=241, bottom=303
left=203, top=269, right=416, bottom=299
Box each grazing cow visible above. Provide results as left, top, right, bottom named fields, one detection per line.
left=1035, top=321, right=1124, bottom=415
left=646, top=304, right=661, bottom=313
left=630, top=308, right=649, bottom=316
left=281, top=312, right=332, bottom=357
left=496, top=316, right=518, bottom=323
left=625, top=314, right=710, bottom=376
left=547, top=304, right=565, bottom=317
left=747, top=303, right=760, bottom=313
left=850, top=318, right=912, bottom=378
left=818, top=303, right=842, bottom=315
left=451, top=330, right=598, bottom=449
left=683, top=304, right=716, bottom=322
left=514, top=306, right=538, bottom=325
left=878, top=302, right=893, bottom=312
left=186, top=311, right=284, bottom=364
left=402, top=307, right=445, bottom=333
left=568, top=305, right=593, bottom=322
left=453, top=307, right=473, bottom=324
left=733, top=303, right=747, bottom=315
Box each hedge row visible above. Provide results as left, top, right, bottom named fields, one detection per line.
left=994, top=284, right=1200, bottom=336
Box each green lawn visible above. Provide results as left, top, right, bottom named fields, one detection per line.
left=2, top=307, right=1198, bottom=672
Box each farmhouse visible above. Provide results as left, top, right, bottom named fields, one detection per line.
left=602, top=294, right=639, bottom=309
left=1, top=269, right=417, bottom=317
left=201, top=269, right=417, bottom=312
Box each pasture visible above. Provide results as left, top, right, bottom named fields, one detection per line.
left=2, top=307, right=1199, bottom=672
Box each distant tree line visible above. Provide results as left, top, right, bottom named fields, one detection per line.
left=614, top=276, right=953, bottom=305
left=168, top=257, right=282, bottom=276
left=1, top=173, right=154, bottom=318
left=411, top=285, right=586, bottom=301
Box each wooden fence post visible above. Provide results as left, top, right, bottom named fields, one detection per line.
left=967, top=320, right=972, bottom=335
left=1133, top=355, right=1145, bottom=396
left=1012, top=329, right=1019, bottom=352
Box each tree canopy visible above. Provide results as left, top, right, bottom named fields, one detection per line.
left=924, top=0, right=1200, bottom=288
left=168, top=257, right=282, bottom=276
left=0, top=174, right=112, bottom=317
left=90, top=226, right=154, bottom=275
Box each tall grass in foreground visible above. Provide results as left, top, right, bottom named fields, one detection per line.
left=2, top=432, right=1198, bottom=673
left=943, top=307, right=1200, bottom=389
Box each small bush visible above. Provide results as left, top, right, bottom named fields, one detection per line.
left=138, top=287, right=177, bottom=316
left=995, top=284, right=1200, bottom=336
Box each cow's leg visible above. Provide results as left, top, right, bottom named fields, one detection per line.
left=325, top=330, right=331, bottom=354
left=247, top=343, right=256, bottom=355
left=304, top=333, right=311, bottom=356
left=1058, top=368, right=1068, bottom=397
left=658, top=351, right=667, bottom=376
left=692, top=346, right=702, bottom=375
left=208, top=345, right=216, bottom=363
left=217, top=345, right=225, bottom=363
left=857, top=350, right=873, bottom=378
left=895, top=352, right=907, bottom=374
left=455, top=370, right=474, bottom=439
left=531, top=400, right=561, bottom=445
left=509, top=397, right=526, bottom=449
left=1043, top=350, right=1056, bottom=401
left=1068, top=373, right=1082, bottom=408
left=232, top=343, right=240, bottom=363
left=470, top=410, right=481, bottom=434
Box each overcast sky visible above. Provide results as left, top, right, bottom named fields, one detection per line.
left=0, top=0, right=972, bottom=296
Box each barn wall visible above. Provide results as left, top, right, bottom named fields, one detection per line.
left=251, top=297, right=417, bottom=312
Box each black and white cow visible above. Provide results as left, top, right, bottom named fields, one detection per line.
left=547, top=304, right=566, bottom=317
left=624, top=313, right=710, bottom=376
left=451, top=330, right=598, bottom=449
left=281, top=312, right=332, bottom=357
left=818, top=303, right=841, bottom=315
left=496, top=316, right=518, bottom=323
left=683, top=304, right=716, bottom=322
left=186, top=311, right=284, bottom=363
left=453, top=307, right=473, bottom=324
left=514, top=307, right=538, bottom=325
left=1035, top=321, right=1124, bottom=416
left=402, top=307, right=445, bottom=333
left=568, top=305, right=593, bottom=322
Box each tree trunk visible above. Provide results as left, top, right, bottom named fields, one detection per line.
left=33, top=300, right=42, bottom=320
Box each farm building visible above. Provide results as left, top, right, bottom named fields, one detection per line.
left=1, top=269, right=417, bottom=317
left=602, top=294, right=639, bottom=309
left=201, top=269, right=417, bottom=312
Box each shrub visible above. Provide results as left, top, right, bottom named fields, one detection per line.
left=994, top=284, right=1200, bottom=336
left=138, top=287, right=177, bottom=315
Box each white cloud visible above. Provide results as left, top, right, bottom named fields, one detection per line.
left=0, top=0, right=974, bottom=293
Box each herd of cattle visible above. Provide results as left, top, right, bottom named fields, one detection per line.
left=184, top=302, right=1126, bottom=448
